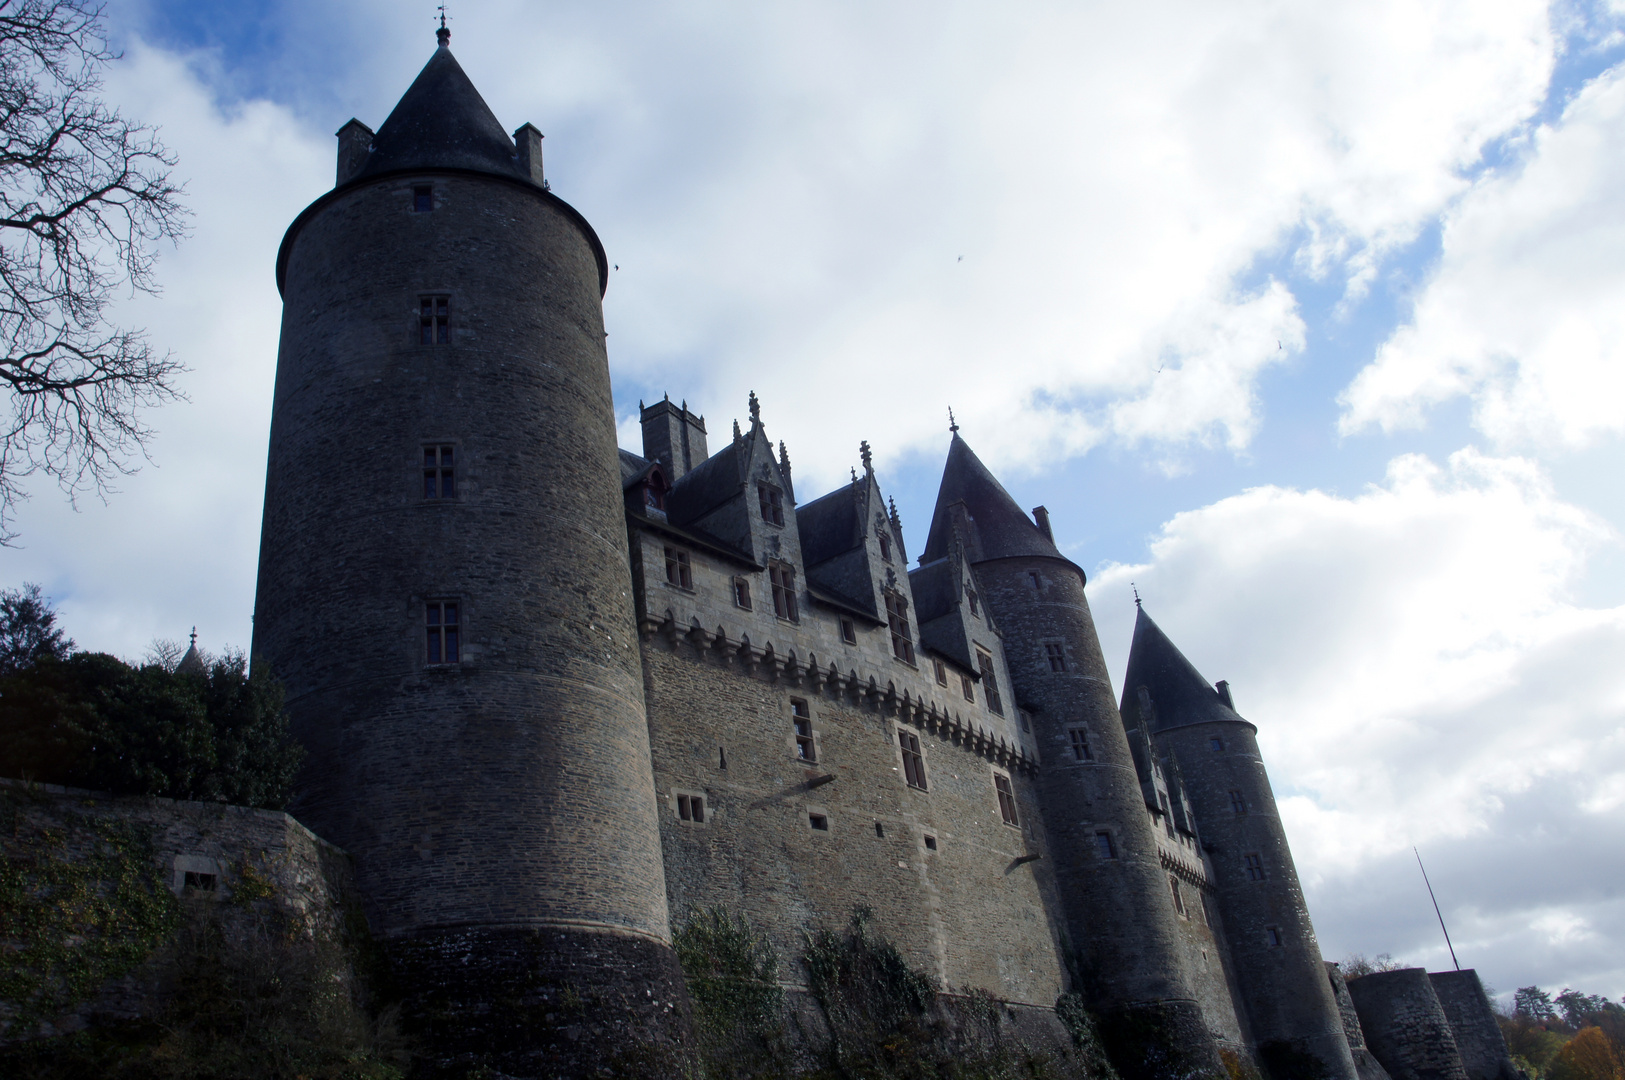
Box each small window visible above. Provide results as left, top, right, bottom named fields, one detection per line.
left=644, top=480, right=665, bottom=510
left=977, top=651, right=1004, bottom=715
left=878, top=531, right=892, bottom=563
left=1245, top=853, right=1266, bottom=881
left=184, top=871, right=217, bottom=892
left=677, top=794, right=706, bottom=823
left=874, top=821, right=885, bottom=837
left=1028, top=572, right=1041, bottom=590
left=758, top=484, right=785, bottom=526
left=923, top=834, right=938, bottom=851
left=664, top=547, right=693, bottom=589
left=1159, top=793, right=1175, bottom=838
left=792, top=699, right=815, bottom=762
left=884, top=591, right=914, bottom=663
left=840, top=618, right=857, bottom=644
left=423, top=444, right=456, bottom=498
left=1045, top=643, right=1067, bottom=672
left=733, top=577, right=752, bottom=610
left=1169, top=875, right=1186, bottom=917
left=770, top=562, right=799, bottom=621
left=809, top=813, right=829, bottom=831
left=1209, top=736, right=1224, bottom=751
left=1229, top=790, right=1247, bottom=814
left=994, top=773, right=1019, bottom=826
left=426, top=600, right=459, bottom=664
left=1266, top=926, right=1284, bottom=947
left=933, top=658, right=948, bottom=686
left=961, top=673, right=975, bottom=703
left=967, top=590, right=979, bottom=616
left=1069, top=729, right=1093, bottom=761
left=899, top=731, right=927, bottom=790
left=1018, top=709, right=1031, bottom=733
left=419, top=295, right=450, bottom=344
left=1095, top=831, right=1116, bottom=859
left=413, top=185, right=434, bottom=212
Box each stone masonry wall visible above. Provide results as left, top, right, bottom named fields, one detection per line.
left=1348, top=968, right=1469, bottom=1080
left=1430, top=971, right=1518, bottom=1080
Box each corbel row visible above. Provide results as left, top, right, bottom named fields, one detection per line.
left=641, top=611, right=1038, bottom=775
left=1160, top=848, right=1215, bottom=892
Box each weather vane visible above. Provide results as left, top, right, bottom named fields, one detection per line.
left=948, top=407, right=958, bottom=434
left=436, top=4, right=451, bottom=45
left=1132, top=584, right=1141, bottom=607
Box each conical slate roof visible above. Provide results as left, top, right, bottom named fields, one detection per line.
left=922, top=435, right=1064, bottom=564
left=1119, top=605, right=1250, bottom=733
left=354, top=41, right=530, bottom=185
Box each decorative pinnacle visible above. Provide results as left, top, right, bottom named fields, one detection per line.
left=779, top=440, right=790, bottom=468
left=859, top=440, right=873, bottom=472
left=851, top=466, right=858, bottom=483
left=948, top=407, right=958, bottom=434
left=1132, top=583, right=1141, bottom=607
left=436, top=5, right=450, bottom=46
left=888, top=496, right=901, bottom=529
left=733, top=418, right=742, bottom=441
left=748, top=390, right=761, bottom=425
left=189, top=626, right=197, bottom=648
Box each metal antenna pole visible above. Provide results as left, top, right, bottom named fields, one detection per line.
left=1414, top=846, right=1459, bottom=970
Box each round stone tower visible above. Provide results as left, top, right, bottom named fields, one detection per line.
left=921, top=435, right=1224, bottom=1080
left=252, top=31, right=690, bottom=1074
left=1121, top=605, right=1358, bottom=1080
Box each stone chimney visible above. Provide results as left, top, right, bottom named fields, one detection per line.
left=641, top=396, right=709, bottom=482
left=513, top=123, right=544, bottom=186
left=335, top=119, right=373, bottom=186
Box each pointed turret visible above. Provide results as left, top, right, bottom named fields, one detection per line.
left=922, top=435, right=1066, bottom=565
left=176, top=627, right=205, bottom=677
left=1121, top=605, right=1245, bottom=734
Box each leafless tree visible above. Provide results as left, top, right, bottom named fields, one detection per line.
left=0, top=0, right=188, bottom=541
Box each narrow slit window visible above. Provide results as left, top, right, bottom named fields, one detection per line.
left=414, top=185, right=434, bottom=212
left=426, top=600, right=460, bottom=664
left=899, top=731, right=927, bottom=790
left=1045, top=643, right=1067, bottom=672
left=1069, top=729, right=1093, bottom=761
left=769, top=562, right=798, bottom=621
left=1245, top=853, right=1266, bottom=881
left=978, top=651, right=1004, bottom=715
left=1029, top=571, right=1041, bottom=590
left=1266, top=926, right=1284, bottom=947
left=758, top=484, right=785, bottom=526
left=961, top=673, right=975, bottom=703
left=840, top=618, right=857, bottom=644
left=966, top=590, right=979, bottom=616
left=884, top=591, right=914, bottom=663
left=878, top=531, right=892, bottom=562
left=792, top=698, right=815, bottom=761
left=664, top=547, right=693, bottom=589
left=1169, top=875, right=1186, bottom=917
left=419, top=295, right=450, bottom=344
left=1229, top=789, right=1247, bottom=814
left=933, top=658, right=948, bottom=686
left=809, top=813, right=829, bottom=831
left=874, top=821, right=885, bottom=838
left=423, top=445, right=456, bottom=498
left=1095, top=831, right=1116, bottom=859
left=733, top=577, right=752, bottom=610
left=1018, top=709, right=1031, bottom=733
left=994, top=773, right=1019, bottom=826
left=1159, top=793, right=1175, bottom=838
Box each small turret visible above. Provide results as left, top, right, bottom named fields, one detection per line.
left=640, top=394, right=709, bottom=482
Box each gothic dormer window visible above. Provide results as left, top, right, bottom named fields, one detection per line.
left=884, top=591, right=914, bottom=664
left=758, top=484, right=784, bottom=526
left=643, top=469, right=666, bottom=511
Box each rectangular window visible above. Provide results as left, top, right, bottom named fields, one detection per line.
left=1209, top=736, right=1224, bottom=751
left=414, top=185, right=434, bottom=212
left=994, top=773, right=1019, bottom=826
left=809, top=813, right=829, bottom=831
left=1095, top=831, right=1116, bottom=859
left=840, top=617, right=856, bottom=644
left=423, top=444, right=456, bottom=498
left=884, top=591, right=914, bottom=663
left=1169, top=875, right=1186, bottom=917
left=769, top=562, right=798, bottom=621
left=184, top=871, right=217, bottom=892
left=664, top=547, right=693, bottom=589
left=961, top=673, right=975, bottom=702
left=878, top=531, right=892, bottom=562
left=1019, top=709, right=1031, bottom=733
left=967, top=589, right=979, bottom=616
left=1159, top=793, right=1175, bottom=838
left=1045, top=643, right=1067, bottom=672
left=1245, top=853, right=1266, bottom=881
left=419, top=295, right=450, bottom=344
left=1069, top=729, right=1093, bottom=761
left=978, top=651, right=1004, bottom=715
left=733, top=577, right=752, bottom=610
left=933, top=658, right=948, bottom=686
left=1266, top=926, right=1284, bottom=947
left=899, top=731, right=927, bottom=790
left=1229, top=789, right=1248, bottom=814
left=677, top=794, right=706, bottom=823
left=874, top=822, right=884, bottom=838
left=792, top=699, right=815, bottom=761
left=923, top=834, right=937, bottom=851
left=426, top=600, right=459, bottom=664
left=1029, top=571, right=1041, bottom=590
left=758, top=484, right=785, bottom=526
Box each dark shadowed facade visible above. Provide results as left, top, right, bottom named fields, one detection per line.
left=251, top=32, right=1520, bottom=1080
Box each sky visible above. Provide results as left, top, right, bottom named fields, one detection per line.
left=2, top=0, right=1623, bottom=1005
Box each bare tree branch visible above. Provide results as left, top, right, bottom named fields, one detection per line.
left=0, top=0, right=189, bottom=541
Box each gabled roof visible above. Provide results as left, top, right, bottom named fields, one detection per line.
left=355, top=44, right=531, bottom=185
left=1119, top=605, right=1253, bottom=734
left=922, top=435, right=1064, bottom=565
left=797, top=482, right=861, bottom=568
left=663, top=440, right=742, bottom=525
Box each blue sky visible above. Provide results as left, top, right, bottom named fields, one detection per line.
left=5, top=0, right=1625, bottom=1004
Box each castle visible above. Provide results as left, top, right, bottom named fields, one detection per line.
left=249, top=30, right=1519, bottom=1080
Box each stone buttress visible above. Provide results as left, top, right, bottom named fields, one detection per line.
left=252, top=30, right=691, bottom=1075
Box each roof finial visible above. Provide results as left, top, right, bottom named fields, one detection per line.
left=190, top=626, right=198, bottom=648
left=948, top=406, right=959, bottom=434
left=436, top=5, right=451, bottom=47
left=779, top=440, right=790, bottom=468
left=733, top=418, right=742, bottom=442
left=1132, top=584, right=1141, bottom=607
left=851, top=466, right=858, bottom=483
left=888, top=496, right=901, bottom=531
left=859, top=440, right=873, bottom=473
left=748, top=390, right=761, bottom=425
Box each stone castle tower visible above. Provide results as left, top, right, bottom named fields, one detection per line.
left=248, top=31, right=1522, bottom=1080
left=252, top=28, right=689, bottom=1070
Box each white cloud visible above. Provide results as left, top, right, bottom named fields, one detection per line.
left=1089, top=448, right=1625, bottom=996
left=1341, top=60, right=1625, bottom=448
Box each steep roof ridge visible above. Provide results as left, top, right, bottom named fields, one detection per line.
left=1120, top=606, right=1252, bottom=734
left=921, top=435, right=1067, bottom=565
